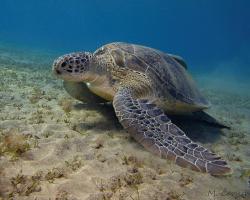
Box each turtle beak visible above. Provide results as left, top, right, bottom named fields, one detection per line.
left=55, top=69, right=61, bottom=75
left=52, top=59, right=63, bottom=77
left=54, top=68, right=62, bottom=76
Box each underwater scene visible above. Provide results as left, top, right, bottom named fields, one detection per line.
left=0, top=0, right=250, bottom=199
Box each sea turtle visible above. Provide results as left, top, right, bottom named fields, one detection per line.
left=52, top=42, right=231, bottom=175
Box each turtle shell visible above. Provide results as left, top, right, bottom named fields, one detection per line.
left=94, top=42, right=210, bottom=112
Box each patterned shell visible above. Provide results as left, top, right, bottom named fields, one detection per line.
left=94, top=42, right=209, bottom=108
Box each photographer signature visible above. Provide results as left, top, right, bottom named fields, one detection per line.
left=207, top=188, right=250, bottom=200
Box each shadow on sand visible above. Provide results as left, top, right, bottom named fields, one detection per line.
left=73, top=102, right=224, bottom=144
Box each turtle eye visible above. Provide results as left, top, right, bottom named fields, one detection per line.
left=61, top=62, right=67, bottom=68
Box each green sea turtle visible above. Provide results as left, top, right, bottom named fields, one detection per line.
left=52, top=42, right=231, bottom=175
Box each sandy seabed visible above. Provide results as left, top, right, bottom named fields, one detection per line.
left=0, top=45, right=249, bottom=200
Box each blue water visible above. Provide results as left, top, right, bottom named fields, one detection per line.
left=0, top=0, right=250, bottom=73
left=1, top=1, right=250, bottom=198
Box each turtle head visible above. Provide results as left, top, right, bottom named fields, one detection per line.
left=52, top=52, right=94, bottom=82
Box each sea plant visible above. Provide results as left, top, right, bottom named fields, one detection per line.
left=0, top=129, right=30, bottom=159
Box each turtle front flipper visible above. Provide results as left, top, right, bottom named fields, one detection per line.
left=63, top=81, right=108, bottom=104
left=113, top=87, right=231, bottom=175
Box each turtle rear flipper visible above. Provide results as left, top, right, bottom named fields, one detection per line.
left=191, top=111, right=230, bottom=129
left=167, top=53, right=187, bottom=69
left=63, top=81, right=107, bottom=104
left=113, top=87, right=231, bottom=175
